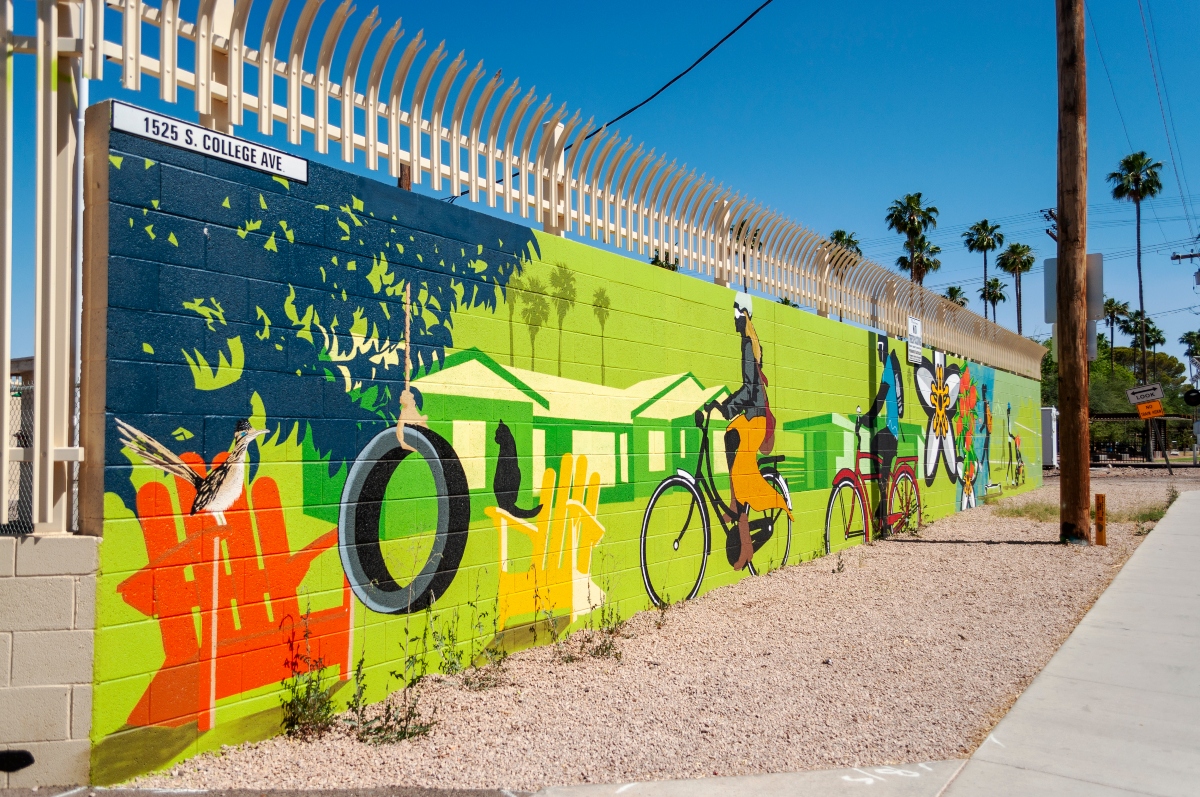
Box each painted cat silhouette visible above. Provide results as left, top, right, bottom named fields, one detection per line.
left=493, top=420, right=542, bottom=520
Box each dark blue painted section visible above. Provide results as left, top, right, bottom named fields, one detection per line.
left=103, top=129, right=540, bottom=516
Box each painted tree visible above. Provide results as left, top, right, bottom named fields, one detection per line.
left=506, top=272, right=524, bottom=367
left=592, top=286, right=611, bottom=385
left=1103, top=297, right=1130, bottom=374
left=1108, top=151, right=1163, bottom=385
left=962, top=220, right=1004, bottom=320
left=520, top=276, right=550, bottom=371
left=885, top=193, right=939, bottom=284
left=895, top=234, right=941, bottom=286
left=549, top=262, right=577, bottom=376
left=978, top=277, right=1008, bottom=322
left=944, top=285, right=969, bottom=307
left=996, top=242, right=1035, bottom=334
left=829, top=229, right=862, bottom=255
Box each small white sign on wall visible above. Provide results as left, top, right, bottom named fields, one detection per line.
left=112, top=101, right=310, bottom=183
left=907, top=316, right=923, bottom=365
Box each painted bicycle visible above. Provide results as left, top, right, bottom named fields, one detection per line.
left=639, top=408, right=793, bottom=607
left=824, top=407, right=921, bottom=554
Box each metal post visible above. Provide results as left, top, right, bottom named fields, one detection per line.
left=0, top=0, right=12, bottom=526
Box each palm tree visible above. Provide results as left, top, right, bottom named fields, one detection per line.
left=895, top=234, right=942, bottom=286
left=996, top=242, right=1034, bottom=334
left=1181, top=330, right=1200, bottom=383
left=962, top=220, right=1004, bottom=321
left=1103, top=297, right=1130, bottom=373
left=549, top=263, right=577, bottom=377
left=1108, top=151, right=1163, bottom=384
left=944, top=285, right=969, bottom=307
left=520, top=276, right=550, bottom=370
left=830, top=229, right=862, bottom=255
left=592, top=287, right=611, bottom=385
left=1145, top=323, right=1166, bottom=382
left=979, top=277, right=1007, bottom=322
left=506, top=272, right=525, bottom=367
left=885, top=193, right=939, bottom=284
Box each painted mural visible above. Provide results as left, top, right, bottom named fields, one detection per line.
left=88, top=121, right=1042, bottom=782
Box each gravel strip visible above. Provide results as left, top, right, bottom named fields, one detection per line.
left=134, top=475, right=1198, bottom=793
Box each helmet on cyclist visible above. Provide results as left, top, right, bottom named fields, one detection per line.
left=734, top=292, right=753, bottom=317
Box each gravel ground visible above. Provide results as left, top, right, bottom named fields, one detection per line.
left=135, top=474, right=1199, bottom=793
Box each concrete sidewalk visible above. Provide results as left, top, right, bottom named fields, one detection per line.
left=943, top=489, right=1200, bottom=797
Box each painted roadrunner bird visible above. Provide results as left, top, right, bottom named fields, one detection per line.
left=116, top=418, right=266, bottom=526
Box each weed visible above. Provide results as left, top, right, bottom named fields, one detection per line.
left=994, top=501, right=1059, bottom=522
left=344, top=657, right=435, bottom=744
left=654, top=594, right=671, bottom=629
left=1134, top=520, right=1150, bottom=537
left=279, top=612, right=336, bottom=739
left=1168, top=483, right=1180, bottom=507
left=431, top=607, right=463, bottom=676
left=833, top=552, right=845, bottom=574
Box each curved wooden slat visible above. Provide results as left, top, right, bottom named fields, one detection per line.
left=286, top=0, right=325, bottom=145
left=405, top=41, right=447, bottom=183
left=338, top=7, right=379, bottom=162
left=363, top=19, right=405, bottom=170
left=313, top=0, right=354, bottom=154
left=466, top=71, right=502, bottom=203
left=500, top=87, right=537, bottom=214
left=427, top=50, right=465, bottom=191
left=257, top=0, right=290, bottom=134
left=447, top=60, right=485, bottom=196
left=483, top=81, right=520, bottom=208
left=228, top=0, right=255, bottom=124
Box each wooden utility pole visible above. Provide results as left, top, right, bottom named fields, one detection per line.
left=1056, top=0, right=1090, bottom=544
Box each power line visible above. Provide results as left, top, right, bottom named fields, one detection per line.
left=1085, top=1, right=1133, bottom=152
left=1136, top=0, right=1194, bottom=236
left=1144, top=0, right=1195, bottom=216
left=443, top=0, right=777, bottom=201
left=581, top=0, right=777, bottom=142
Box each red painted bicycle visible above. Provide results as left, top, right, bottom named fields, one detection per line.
left=823, top=407, right=921, bottom=554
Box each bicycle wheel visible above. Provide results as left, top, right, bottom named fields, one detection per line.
left=888, top=466, right=922, bottom=535
left=338, top=424, right=471, bottom=614
left=746, top=470, right=792, bottom=576
left=641, top=475, right=711, bottom=607
left=824, top=471, right=868, bottom=555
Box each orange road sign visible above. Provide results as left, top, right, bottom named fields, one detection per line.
left=1136, top=399, right=1165, bottom=420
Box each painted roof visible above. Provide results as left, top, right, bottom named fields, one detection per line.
left=414, top=349, right=723, bottom=424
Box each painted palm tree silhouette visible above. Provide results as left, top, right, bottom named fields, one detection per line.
left=521, top=276, right=550, bottom=371
left=592, top=287, right=611, bottom=385
left=996, top=242, right=1035, bottom=335
left=1108, top=151, right=1163, bottom=385
left=507, top=272, right=525, bottom=367
left=1103, top=297, right=1129, bottom=374
left=549, top=263, right=577, bottom=377
left=962, top=220, right=1004, bottom=321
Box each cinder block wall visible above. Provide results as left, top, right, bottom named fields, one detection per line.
left=0, top=535, right=98, bottom=786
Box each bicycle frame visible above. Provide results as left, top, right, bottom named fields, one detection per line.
left=849, top=413, right=918, bottom=535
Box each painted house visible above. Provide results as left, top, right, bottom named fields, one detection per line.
left=412, top=349, right=726, bottom=512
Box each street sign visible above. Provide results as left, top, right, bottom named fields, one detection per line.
left=907, top=317, right=923, bottom=365
left=1137, top=399, right=1165, bottom=420
left=1044, top=255, right=1104, bottom=323
left=1126, top=383, right=1164, bottom=405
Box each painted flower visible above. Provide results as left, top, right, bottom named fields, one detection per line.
left=915, top=351, right=961, bottom=485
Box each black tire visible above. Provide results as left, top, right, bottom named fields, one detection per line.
left=824, top=473, right=868, bottom=555
left=338, top=425, right=471, bottom=614
left=746, top=470, right=792, bottom=575
left=640, top=475, right=711, bottom=607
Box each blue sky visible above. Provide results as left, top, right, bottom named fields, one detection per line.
left=8, top=0, right=1200, bottom=376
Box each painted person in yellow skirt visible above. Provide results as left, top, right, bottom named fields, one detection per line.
left=704, top=292, right=792, bottom=570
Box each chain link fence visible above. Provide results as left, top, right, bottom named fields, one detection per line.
left=2, top=382, right=34, bottom=534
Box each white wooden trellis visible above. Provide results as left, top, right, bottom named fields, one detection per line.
left=0, top=0, right=1046, bottom=533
